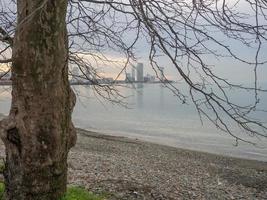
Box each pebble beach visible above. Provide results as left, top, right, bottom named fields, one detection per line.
left=66, top=129, right=267, bottom=200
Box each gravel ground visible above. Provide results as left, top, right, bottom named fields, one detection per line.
left=67, top=129, right=267, bottom=200
left=0, top=127, right=266, bottom=199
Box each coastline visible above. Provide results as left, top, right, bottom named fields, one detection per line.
left=67, top=128, right=267, bottom=199
left=0, top=125, right=266, bottom=199
left=79, top=128, right=267, bottom=162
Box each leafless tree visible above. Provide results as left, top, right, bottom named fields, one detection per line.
left=68, top=0, right=267, bottom=143
left=0, top=0, right=267, bottom=199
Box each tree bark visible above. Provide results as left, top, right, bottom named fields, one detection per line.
left=0, top=0, right=76, bottom=199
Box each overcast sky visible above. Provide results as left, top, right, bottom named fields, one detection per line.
left=77, top=0, right=267, bottom=85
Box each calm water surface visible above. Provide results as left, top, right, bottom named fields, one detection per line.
left=0, top=84, right=267, bottom=161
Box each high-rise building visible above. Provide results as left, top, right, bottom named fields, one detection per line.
left=125, top=73, right=132, bottom=82
left=136, top=63, right=144, bottom=82
left=131, top=67, right=135, bottom=81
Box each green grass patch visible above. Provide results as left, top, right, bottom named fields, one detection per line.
left=0, top=182, right=4, bottom=199
left=0, top=183, right=105, bottom=200
left=60, top=186, right=106, bottom=200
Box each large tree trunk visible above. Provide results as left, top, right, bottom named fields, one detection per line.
left=0, top=0, right=76, bottom=199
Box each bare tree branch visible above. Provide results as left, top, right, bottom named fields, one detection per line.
left=1, top=0, right=267, bottom=143
left=0, top=27, right=13, bottom=46
left=0, top=58, right=12, bottom=64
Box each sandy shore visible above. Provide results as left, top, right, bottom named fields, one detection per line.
left=66, top=129, right=267, bottom=200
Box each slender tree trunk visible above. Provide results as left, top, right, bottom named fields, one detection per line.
left=0, top=0, right=76, bottom=199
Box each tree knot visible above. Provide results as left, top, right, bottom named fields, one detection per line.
left=7, top=127, right=22, bottom=154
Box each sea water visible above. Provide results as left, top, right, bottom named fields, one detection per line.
left=1, top=83, right=267, bottom=161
